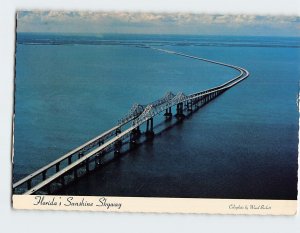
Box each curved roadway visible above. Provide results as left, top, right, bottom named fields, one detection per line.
left=15, top=47, right=250, bottom=195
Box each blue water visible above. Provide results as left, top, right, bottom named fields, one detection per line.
left=14, top=33, right=299, bottom=199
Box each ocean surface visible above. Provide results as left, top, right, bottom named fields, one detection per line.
left=14, top=33, right=299, bottom=199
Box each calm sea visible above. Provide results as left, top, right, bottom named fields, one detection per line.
left=14, top=33, right=299, bottom=199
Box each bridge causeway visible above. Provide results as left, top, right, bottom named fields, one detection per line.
left=13, top=47, right=249, bottom=195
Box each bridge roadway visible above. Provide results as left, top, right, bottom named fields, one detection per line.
left=13, top=47, right=249, bottom=195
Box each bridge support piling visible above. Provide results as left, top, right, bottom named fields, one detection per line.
left=95, top=151, right=105, bottom=166
left=95, top=154, right=100, bottom=166
left=130, top=135, right=137, bottom=148
left=146, top=118, right=153, bottom=132
left=195, top=98, right=200, bottom=109
left=115, top=128, right=121, bottom=136
left=164, top=107, right=172, bottom=118
left=68, top=156, right=72, bottom=165
left=86, top=158, right=90, bottom=172
left=205, top=95, right=209, bottom=103
left=187, top=100, right=193, bottom=111
left=99, top=154, right=105, bottom=165
left=42, top=170, right=47, bottom=181
left=199, top=97, right=203, bottom=105
left=27, top=179, right=31, bottom=190
left=56, top=162, right=60, bottom=172
left=136, top=126, right=141, bottom=137
left=114, top=140, right=122, bottom=156
left=130, top=127, right=141, bottom=147
left=175, top=103, right=185, bottom=119
left=95, top=151, right=100, bottom=166
left=98, top=140, right=104, bottom=146
left=146, top=118, right=154, bottom=139
left=78, top=152, right=85, bottom=165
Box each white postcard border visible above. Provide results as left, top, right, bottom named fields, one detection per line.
left=13, top=195, right=297, bottom=215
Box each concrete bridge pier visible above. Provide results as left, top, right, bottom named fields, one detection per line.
left=115, top=128, right=121, bottom=136
left=68, top=155, right=72, bottom=165
left=208, top=94, right=212, bottom=101
left=78, top=152, right=83, bottom=159
left=27, top=180, right=31, bottom=190
left=145, top=118, right=154, bottom=139
left=85, top=157, right=90, bottom=172
left=187, top=100, right=193, bottom=112
left=135, top=126, right=141, bottom=137
left=195, top=98, right=200, bottom=109
left=200, top=96, right=205, bottom=105
left=78, top=152, right=84, bottom=165
left=95, top=150, right=105, bottom=166
left=114, top=140, right=122, bottom=155
left=175, top=103, right=185, bottom=118
left=211, top=92, right=217, bottom=100
left=204, top=95, right=209, bottom=104
left=130, top=127, right=141, bottom=147
left=129, top=134, right=137, bottom=148
left=211, top=92, right=215, bottom=100
left=114, top=128, right=122, bottom=155
left=98, top=139, right=104, bottom=147
left=42, top=170, right=47, bottom=181
left=164, top=107, right=172, bottom=119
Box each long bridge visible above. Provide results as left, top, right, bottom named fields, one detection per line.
left=13, top=47, right=249, bottom=195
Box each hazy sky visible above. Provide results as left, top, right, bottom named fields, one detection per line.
left=17, top=11, right=300, bottom=37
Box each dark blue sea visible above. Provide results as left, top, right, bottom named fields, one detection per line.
left=14, top=33, right=299, bottom=199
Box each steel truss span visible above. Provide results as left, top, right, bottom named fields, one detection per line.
left=13, top=47, right=250, bottom=195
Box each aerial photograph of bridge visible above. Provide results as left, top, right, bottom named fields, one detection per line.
left=13, top=11, right=299, bottom=203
